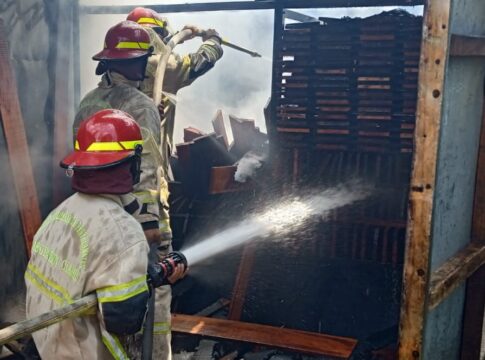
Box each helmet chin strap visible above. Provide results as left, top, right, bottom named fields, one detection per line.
left=130, top=144, right=143, bottom=185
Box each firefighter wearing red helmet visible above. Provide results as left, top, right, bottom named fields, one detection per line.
left=73, top=23, right=187, bottom=358
left=27, top=109, right=180, bottom=359
left=127, top=8, right=223, bottom=164
left=74, top=20, right=172, bottom=245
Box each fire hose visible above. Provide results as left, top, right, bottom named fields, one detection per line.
left=0, top=251, right=188, bottom=348
left=0, top=27, right=261, bottom=354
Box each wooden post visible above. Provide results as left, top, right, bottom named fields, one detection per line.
left=398, top=1, right=452, bottom=359
left=0, top=20, right=42, bottom=255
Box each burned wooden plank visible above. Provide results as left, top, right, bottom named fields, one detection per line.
left=0, top=20, right=42, bottom=255
left=171, top=314, right=357, bottom=358
left=184, top=127, right=206, bottom=143
left=229, top=115, right=267, bottom=158
left=450, top=34, right=485, bottom=57
left=186, top=134, right=234, bottom=196
left=209, top=166, right=253, bottom=195
left=228, top=243, right=256, bottom=320
left=398, top=1, right=452, bottom=359
left=212, top=110, right=229, bottom=148
left=427, top=242, right=485, bottom=310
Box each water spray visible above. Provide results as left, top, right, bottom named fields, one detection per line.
left=182, top=185, right=370, bottom=266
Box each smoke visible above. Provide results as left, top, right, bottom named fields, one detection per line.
left=234, top=151, right=266, bottom=183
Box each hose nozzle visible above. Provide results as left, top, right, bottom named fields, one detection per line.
left=160, top=251, right=188, bottom=277
left=147, top=251, right=188, bottom=288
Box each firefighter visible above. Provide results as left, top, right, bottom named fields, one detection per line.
left=127, top=7, right=224, bottom=168
left=73, top=21, right=186, bottom=359
left=74, top=20, right=169, bottom=249
left=126, top=9, right=223, bottom=358
left=25, top=109, right=182, bottom=359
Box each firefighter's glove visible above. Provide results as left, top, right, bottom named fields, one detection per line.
left=181, top=25, right=202, bottom=42
left=201, top=28, right=221, bottom=43
left=167, top=264, right=187, bottom=284
left=147, top=262, right=166, bottom=288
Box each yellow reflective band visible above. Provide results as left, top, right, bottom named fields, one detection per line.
left=115, top=41, right=151, bottom=50
left=75, top=140, right=80, bottom=150
left=137, top=17, right=165, bottom=28
left=97, top=275, right=148, bottom=303
left=159, top=218, right=171, bottom=232
left=133, top=190, right=157, bottom=204
left=119, top=140, right=143, bottom=150
left=87, top=141, right=123, bottom=151
left=101, top=331, right=129, bottom=360
left=86, top=140, right=143, bottom=152
left=182, top=54, right=191, bottom=67
left=153, top=322, right=171, bottom=335
left=25, top=263, right=73, bottom=304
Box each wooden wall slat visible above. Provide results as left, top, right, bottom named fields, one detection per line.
left=0, top=20, right=42, bottom=255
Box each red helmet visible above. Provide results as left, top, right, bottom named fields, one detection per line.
left=127, top=7, right=167, bottom=29
left=93, top=20, right=152, bottom=61
left=61, top=109, right=143, bottom=169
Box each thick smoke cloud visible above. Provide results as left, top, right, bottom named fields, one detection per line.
left=79, top=1, right=423, bottom=144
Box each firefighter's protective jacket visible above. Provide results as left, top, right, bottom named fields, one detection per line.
left=25, top=193, right=149, bottom=360
left=74, top=72, right=166, bottom=234
left=141, top=27, right=224, bottom=169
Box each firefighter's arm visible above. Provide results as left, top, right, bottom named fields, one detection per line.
left=94, top=242, right=150, bottom=335
left=172, top=28, right=223, bottom=88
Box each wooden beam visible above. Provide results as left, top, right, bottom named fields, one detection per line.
left=0, top=20, right=42, bottom=255
left=171, top=314, right=357, bottom=359
left=81, top=0, right=424, bottom=14
left=427, top=242, right=485, bottom=310
left=450, top=34, right=485, bottom=57
left=398, top=1, right=452, bottom=359
left=212, top=110, right=229, bottom=149
left=227, top=243, right=256, bottom=320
